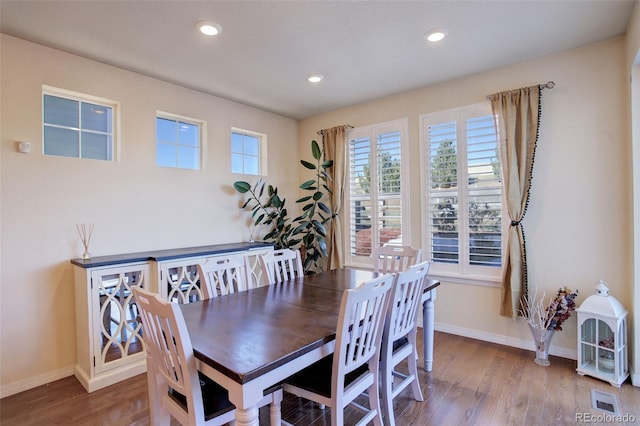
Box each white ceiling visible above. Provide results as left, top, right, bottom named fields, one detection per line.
left=0, top=0, right=635, bottom=120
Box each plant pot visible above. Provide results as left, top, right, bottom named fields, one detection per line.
left=528, top=325, right=555, bottom=366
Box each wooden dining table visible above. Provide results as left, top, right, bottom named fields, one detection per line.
left=175, top=267, right=439, bottom=426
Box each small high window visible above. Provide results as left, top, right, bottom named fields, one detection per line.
left=156, top=113, right=203, bottom=170
left=42, top=86, right=117, bottom=160
left=231, top=129, right=265, bottom=175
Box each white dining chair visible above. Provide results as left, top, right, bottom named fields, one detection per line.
left=380, top=261, right=431, bottom=426
left=258, top=248, right=304, bottom=285
left=196, top=254, right=250, bottom=299
left=282, top=273, right=395, bottom=426
left=374, top=244, right=422, bottom=273
left=132, top=287, right=285, bottom=426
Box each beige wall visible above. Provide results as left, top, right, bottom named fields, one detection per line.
left=299, top=37, right=633, bottom=360
left=627, top=0, right=640, bottom=386
left=0, top=34, right=299, bottom=395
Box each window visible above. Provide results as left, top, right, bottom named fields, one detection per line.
left=156, top=113, right=203, bottom=170
left=420, top=103, right=504, bottom=281
left=42, top=86, right=117, bottom=160
left=345, top=119, right=409, bottom=267
left=231, top=128, right=265, bottom=175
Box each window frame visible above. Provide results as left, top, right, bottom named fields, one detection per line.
left=343, top=118, right=410, bottom=269
left=42, top=85, right=120, bottom=161
left=419, top=102, right=506, bottom=286
left=155, top=111, right=206, bottom=171
left=230, top=127, right=267, bottom=176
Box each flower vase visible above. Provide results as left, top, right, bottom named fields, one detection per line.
left=528, top=325, right=555, bottom=366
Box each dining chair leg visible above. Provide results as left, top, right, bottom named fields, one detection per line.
left=380, top=358, right=395, bottom=426
left=408, top=335, right=424, bottom=402
left=369, top=380, right=384, bottom=426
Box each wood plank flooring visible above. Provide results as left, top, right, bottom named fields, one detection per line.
left=2, top=331, right=639, bottom=425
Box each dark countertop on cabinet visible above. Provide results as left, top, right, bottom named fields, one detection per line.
left=70, top=241, right=274, bottom=268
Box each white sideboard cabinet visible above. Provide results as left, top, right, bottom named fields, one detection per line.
left=71, top=242, right=273, bottom=392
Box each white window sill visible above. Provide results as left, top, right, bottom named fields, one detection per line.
left=427, top=271, right=501, bottom=287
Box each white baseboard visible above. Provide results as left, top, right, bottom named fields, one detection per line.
left=0, top=365, right=75, bottom=399
left=434, top=322, right=577, bottom=360
left=630, top=365, right=640, bottom=387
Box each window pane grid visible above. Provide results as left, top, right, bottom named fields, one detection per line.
left=231, top=131, right=261, bottom=175
left=156, top=116, right=201, bottom=170
left=43, top=93, right=113, bottom=160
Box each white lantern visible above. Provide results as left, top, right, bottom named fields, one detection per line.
left=576, top=280, right=629, bottom=387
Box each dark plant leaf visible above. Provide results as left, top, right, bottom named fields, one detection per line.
left=296, top=196, right=312, bottom=203
left=255, top=214, right=265, bottom=225
left=321, top=160, right=334, bottom=169
left=300, top=180, right=316, bottom=189
left=302, top=204, right=313, bottom=211
left=319, top=239, right=328, bottom=256
left=300, top=160, right=316, bottom=170
left=313, top=221, right=327, bottom=237
left=311, top=140, right=321, bottom=160
left=313, top=191, right=323, bottom=201
left=318, top=202, right=331, bottom=214
left=234, top=181, right=251, bottom=193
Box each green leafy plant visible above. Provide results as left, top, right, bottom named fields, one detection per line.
left=295, top=140, right=334, bottom=273
left=233, top=140, right=335, bottom=274
left=233, top=179, right=300, bottom=250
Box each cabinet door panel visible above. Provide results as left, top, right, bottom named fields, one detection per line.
left=92, top=264, right=149, bottom=374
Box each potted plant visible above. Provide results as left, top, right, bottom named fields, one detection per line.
left=233, top=140, right=335, bottom=274
left=519, top=286, right=579, bottom=366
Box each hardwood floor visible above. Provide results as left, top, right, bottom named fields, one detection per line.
left=2, top=331, right=639, bottom=425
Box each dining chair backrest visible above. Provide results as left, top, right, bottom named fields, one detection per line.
left=282, top=272, right=395, bottom=426
left=380, top=261, right=431, bottom=426
left=335, top=273, right=395, bottom=378
left=258, top=248, right=304, bottom=285
left=385, top=261, right=431, bottom=342
left=132, top=286, right=234, bottom=425
left=374, top=244, right=422, bottom=273
left=196, top=255, right=249, bottom=299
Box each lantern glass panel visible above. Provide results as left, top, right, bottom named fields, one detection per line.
left=581, top=318, right=596, bottom=344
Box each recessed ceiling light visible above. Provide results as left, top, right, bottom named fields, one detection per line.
left=307, top=74, right=324, bottom=83
left=197, top=21, right=221, bottom=36
left=425, top=28, right=447, bottom=43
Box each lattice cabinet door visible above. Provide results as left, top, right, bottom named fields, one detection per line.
left=158, top=257, right=206, bottom=303
left=91, top=264, right=148, bottom=374
left=74, top=261, right=149, bottom=392
left=245, top=247, right=274, bottom=288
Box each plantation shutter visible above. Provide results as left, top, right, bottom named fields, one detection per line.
left=424, top=104, right=502, bottom=276
left=466, top=115, right=501, bottom=267
left=427, top=121, right=459, bottom=264
left=376, top=131, right=402, bottom=247
left=349, top=135, right=372, bottom=257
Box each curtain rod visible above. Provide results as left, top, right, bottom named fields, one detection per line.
left=486, top=81, right=555, bottom=99
left=317, top=124, right=354, bottom=136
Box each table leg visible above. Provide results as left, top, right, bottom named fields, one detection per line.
left=422, top=289, right=437, bottom=372
left=235, top=405, right=260, bottom=426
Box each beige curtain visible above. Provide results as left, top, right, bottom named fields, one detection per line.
left=320, top=125, right=350, bottom=270
left=489, top=85, right=541, bottom=318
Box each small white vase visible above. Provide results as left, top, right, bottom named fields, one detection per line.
left=528, top=325, right=555, bottom=366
